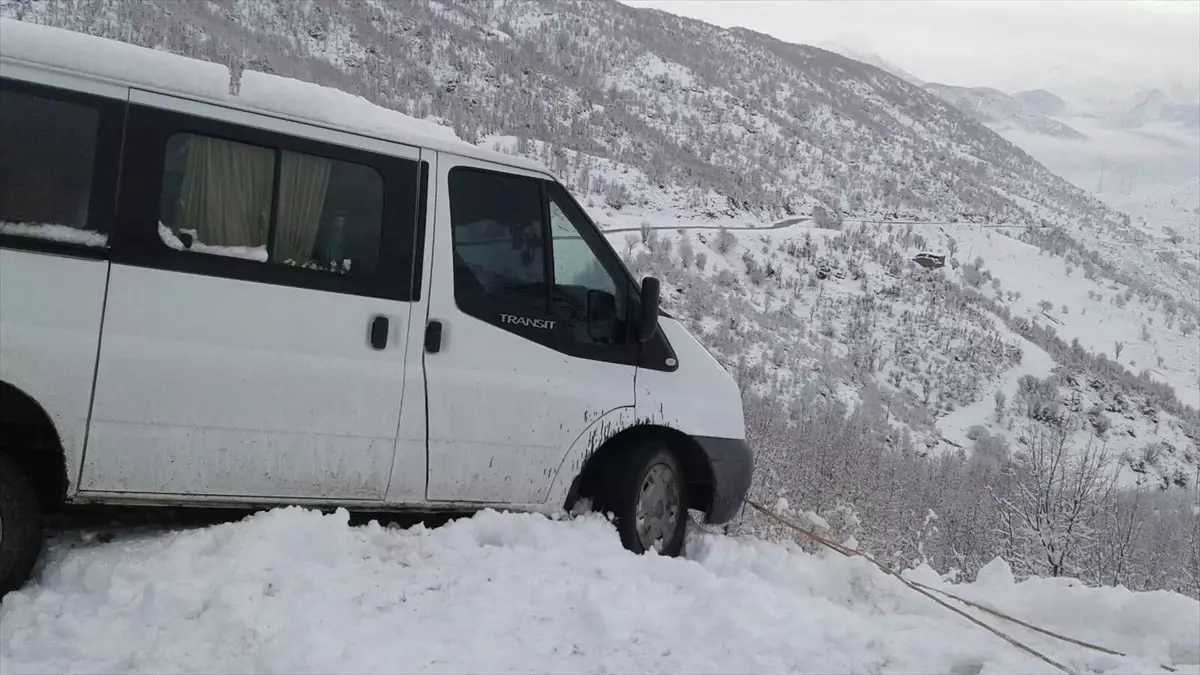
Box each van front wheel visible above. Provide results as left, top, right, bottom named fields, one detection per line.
left=599, top=442, right=688, bottom=557
left=0, top=455, right=43, bottom=596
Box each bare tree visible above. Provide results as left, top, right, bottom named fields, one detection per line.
left=993, top=419, right=1118, bottom=578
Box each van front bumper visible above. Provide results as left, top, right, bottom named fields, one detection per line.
left=695, top=435, right=753, bottom=524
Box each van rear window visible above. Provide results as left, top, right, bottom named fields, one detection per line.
left=0, top=89, right=100, bottom=242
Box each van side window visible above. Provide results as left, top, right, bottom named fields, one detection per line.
left=547, top=184, right=629, bottom=344
left=158, top=134, right=273, bottom=261
left=447, top=167, right=548, bottom=316
left=159, top=133, right=384, bottom=274
left=0, top=89, right=100, bottom=242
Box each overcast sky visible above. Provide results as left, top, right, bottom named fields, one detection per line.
left=620, top=0, right=1200, bottom=97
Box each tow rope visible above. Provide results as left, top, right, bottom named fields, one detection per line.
left=741, top=498, right=1178, bottom=675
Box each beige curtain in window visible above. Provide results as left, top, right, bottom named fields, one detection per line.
left=275, top=151, right=332, bottom=265
left=174, top=136, right=273, bottom=246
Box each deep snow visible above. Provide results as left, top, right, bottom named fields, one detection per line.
left=2, top=508, right=1197, bottom=674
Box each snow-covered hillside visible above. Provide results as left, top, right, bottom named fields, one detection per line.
left=2, top=507, right=1198, bottom=674
left=590, top=211, right=1199, bottom=486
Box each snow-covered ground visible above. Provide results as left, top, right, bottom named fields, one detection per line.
left=2, top=507, right=1197, bottom=674
left=937, top=313, right=1057, bottom=448
left=934, top=225, right=1200, bottom=409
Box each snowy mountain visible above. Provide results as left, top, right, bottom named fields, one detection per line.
left=924, top=83, right=1086, bottom=139
left=1020, top=71, right=1200, bottom=132
left=2, top=0, right=1198, bottom=597
left=1014, top=89, right=1073, bottom=118
left=1117, top=88, right=1200, bottom=131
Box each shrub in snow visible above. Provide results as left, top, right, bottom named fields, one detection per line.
left=714, top=268, right=738, bottom=289
left=603, top=182, right=631, bottom=210
left=1016, top=375, right=1060, bottom=423
left=961, top=264, right=984, bottom=287
left=678, top=236, right=694, bottom=268
left=716, top=227, right=736, bottom=254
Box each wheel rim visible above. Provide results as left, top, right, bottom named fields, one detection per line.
left=635, top=461, right=681, bottom=552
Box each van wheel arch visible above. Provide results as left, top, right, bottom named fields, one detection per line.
left=565, top=424, right=714, bottom=518
left=0, top=381, right=68, bottom=509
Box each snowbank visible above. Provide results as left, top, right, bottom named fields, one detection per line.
left=1, top=508, right=1196, bottom=674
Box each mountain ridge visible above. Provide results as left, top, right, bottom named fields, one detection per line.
left=923, top=82, right=1087, bottom=139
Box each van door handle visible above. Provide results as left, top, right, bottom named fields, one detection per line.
left=369, top=315, right=389, bottom=350
left=425, top=320, right=443, bottom=353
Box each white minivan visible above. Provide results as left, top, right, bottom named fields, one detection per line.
left=0, top=19, right=751, bottom=593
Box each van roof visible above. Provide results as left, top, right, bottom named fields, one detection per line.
left=0, top=18, right=551, bottom=175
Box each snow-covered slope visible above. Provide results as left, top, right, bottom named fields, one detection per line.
left=597, top=212, right=1199, bottom=486
left=2, top=508, right=1197, bottom=674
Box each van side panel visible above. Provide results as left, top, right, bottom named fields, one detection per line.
left=82, top=266, right=410, bottom=499
left=79, top=95, right=425, bottom=502
left=421, top=155, right=640, bottom=505
left=0, top=69, right=126, bottom=498
left=0, top=249, right=109, bottom=495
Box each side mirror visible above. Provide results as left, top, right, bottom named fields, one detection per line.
left=637, top=276, right=661, bottom=343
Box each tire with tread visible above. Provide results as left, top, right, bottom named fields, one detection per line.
left=596, top=440, right=688, bottom=557
left=0, top=454, right=43, bottom=596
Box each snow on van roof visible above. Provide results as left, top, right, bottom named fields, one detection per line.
left=0, top=18, right=549, bottom=174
